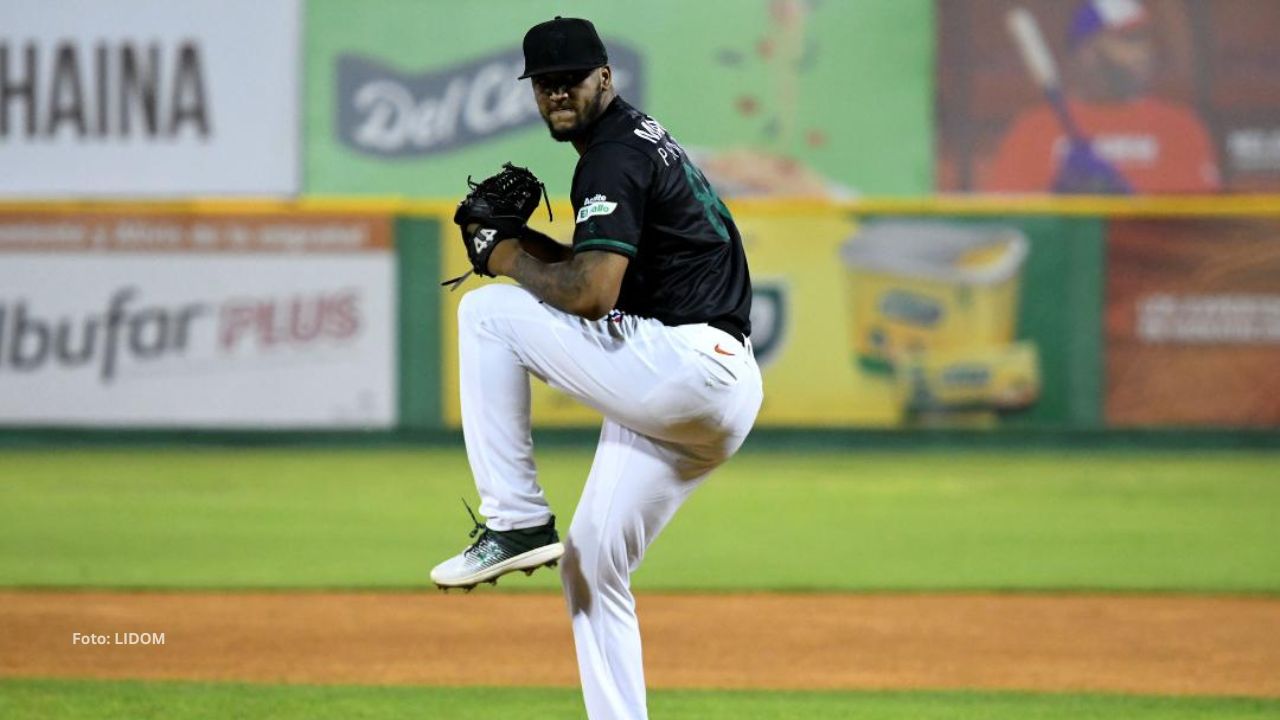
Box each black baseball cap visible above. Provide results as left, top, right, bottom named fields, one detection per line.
left=519, top=17, right=608, bottom=79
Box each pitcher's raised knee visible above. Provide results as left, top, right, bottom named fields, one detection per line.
left=457, top=284, right=539, bottom=328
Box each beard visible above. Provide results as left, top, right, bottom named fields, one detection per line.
left=544, top=88, right=608, bottom=142
left=1099, top=60, right=1148, bottom=101
left=1087, top=45, right=1152, bottom=102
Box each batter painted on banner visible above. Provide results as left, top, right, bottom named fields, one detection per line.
left=933, top=0, right=1271, bottom=193
left=985, top=0, right=1219, bottom=193
left=428, top=17, right=762, bottom=720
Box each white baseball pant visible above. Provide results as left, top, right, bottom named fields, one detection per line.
left=457, top=283, right=762, bottom=720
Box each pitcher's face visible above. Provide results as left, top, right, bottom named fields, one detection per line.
left=532, top=67, right=612, bottom=142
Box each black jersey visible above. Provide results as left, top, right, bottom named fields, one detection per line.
left=570, top=97, right=752, bottom=339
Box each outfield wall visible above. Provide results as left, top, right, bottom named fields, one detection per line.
left=1, top=198, right=1276, bottom=442
left=3, top=0, right=1278, bottom=443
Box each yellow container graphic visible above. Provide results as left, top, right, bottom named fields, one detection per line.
left=842, top=220, right=1040, bottom=412
left=842, top=220, right=1029, bottom=368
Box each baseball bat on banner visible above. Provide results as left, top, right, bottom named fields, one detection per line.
left=1005, top=6, right=1132, bottom=193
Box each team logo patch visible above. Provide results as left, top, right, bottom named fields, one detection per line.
left=576, top=194, right=618, bottom=224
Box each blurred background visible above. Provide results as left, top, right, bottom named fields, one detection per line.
left=0, top=1, right=1277, bottom=719
left=2, top=0, right=1277, bottom=436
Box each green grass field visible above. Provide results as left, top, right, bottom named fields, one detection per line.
left=2, top=446, right=1277, bottom=719
left=0, top=448, right=1276, bottom=591
left=2, top=680, right=1277, bottom=720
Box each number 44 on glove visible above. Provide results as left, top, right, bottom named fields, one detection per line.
left=442, top=162, right=552, bottom=291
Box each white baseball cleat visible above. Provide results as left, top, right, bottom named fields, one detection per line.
left=430, top=503, right=563, bottom=591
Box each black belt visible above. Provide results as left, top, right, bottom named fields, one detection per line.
left=708, top=318, right=747, bottom=345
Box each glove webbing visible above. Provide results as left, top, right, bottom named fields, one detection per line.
left=441, top=165, right=554, bottom=291
left=475, top=163, right=554, bottom=222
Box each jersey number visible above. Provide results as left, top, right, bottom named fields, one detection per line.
left=682, top=163, right=732, bottom=242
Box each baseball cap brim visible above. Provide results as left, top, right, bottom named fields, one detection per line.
left=518, top=62, right=603, bottom=80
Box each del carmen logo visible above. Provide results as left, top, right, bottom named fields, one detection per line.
left=335, top=43, right=644, bottom=158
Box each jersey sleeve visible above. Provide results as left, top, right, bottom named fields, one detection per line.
left=570, top=143, right=653, bottom=258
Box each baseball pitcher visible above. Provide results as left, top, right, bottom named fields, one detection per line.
left=429, top=16, right=763, bottom=720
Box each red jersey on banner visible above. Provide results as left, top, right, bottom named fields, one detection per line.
left=982, top=97, right=1221, bottom=193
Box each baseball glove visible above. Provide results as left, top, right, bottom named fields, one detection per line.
left=443, top=162, right=552, bottom=290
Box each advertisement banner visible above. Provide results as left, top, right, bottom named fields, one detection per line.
left=439, top=207, right=1102, bottom=429
left=1106, top=218, right=1280, bottom=427
left=0, top=213, right=395, bottom=427
left=936, top=0, right=1280, bottom=193
left=306, top=0, right=932, bottom=198
left=0, top=0, right=300, bottom=196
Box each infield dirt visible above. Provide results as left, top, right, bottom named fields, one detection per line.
left=2, top=591, right=1278, bottom=697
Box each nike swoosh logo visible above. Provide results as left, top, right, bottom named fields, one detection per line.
left=714, top=344, right=736, bottom=356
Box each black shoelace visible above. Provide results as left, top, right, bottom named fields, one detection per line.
left=462, top=497, right=487, bottom=542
